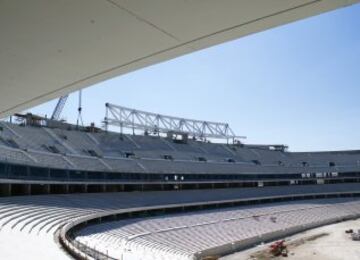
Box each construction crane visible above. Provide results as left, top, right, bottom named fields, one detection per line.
left=51, top=90, right=83, bottom=124
left=51, top=95, right=69, bottom=120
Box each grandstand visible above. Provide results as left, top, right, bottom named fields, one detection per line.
left=1, top=110, right=360, bottom=259
left=75, top=198, right=360, bottom=260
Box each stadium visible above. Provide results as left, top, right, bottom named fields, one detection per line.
left=1, top=1, right=360, bottom=260
left=2, top=105, right=360, bottom=259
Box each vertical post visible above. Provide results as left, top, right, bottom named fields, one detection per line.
left=105, top=105, right=109, bottom=132
left=45, top=184, right=50, bottom=194
left=156, top=115, right=160, bottom=136
left=26, top=184, right=31, bottom=195
left=76, top=90, right=83, bottom=128
left=131, top=110, right=135, bottom=135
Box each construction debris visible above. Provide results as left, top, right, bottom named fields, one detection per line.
left=350, top=229, right=360, bottom=241
left=345, top=229, right=353, bottom=234
left=269, top=240, right=288, bottom=257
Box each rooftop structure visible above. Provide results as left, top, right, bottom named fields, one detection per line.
left=104, top=103, right=245, bottom=141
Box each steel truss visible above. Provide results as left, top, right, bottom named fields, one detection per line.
left=104, top=103, right=245, bottom=140
left=51, top=95, right=69, bottom=120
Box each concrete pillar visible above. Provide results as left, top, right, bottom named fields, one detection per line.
left=44, top=184, right=50, bottom=194
left=26, top=184, right=31, bottom=195
left=65, top=184, right=69, bottom=194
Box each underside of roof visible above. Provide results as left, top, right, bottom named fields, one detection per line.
left=0, top=0, right=358, bottom=118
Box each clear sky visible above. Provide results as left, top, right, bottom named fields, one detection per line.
left=28, top=3, right=360, bottom=152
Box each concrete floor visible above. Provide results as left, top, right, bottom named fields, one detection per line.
left=222, top=218, right=360, bottom=260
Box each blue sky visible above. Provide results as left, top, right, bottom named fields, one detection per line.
left=29, top=3, right=360, bottom=152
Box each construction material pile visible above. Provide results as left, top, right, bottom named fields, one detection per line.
left=269, top=240, right=288, bottom=257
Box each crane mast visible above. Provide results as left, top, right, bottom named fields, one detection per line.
left=51, top=95, right=69, bottom=120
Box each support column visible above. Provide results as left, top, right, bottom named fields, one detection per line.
left=26, top=184, right=31, bottom=195
left=65, top=184, right=69, bottom=194
left=44, top=184, right=50, bottom=194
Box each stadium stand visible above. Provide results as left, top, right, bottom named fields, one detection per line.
left=0, top=184, right=359, bottom=235
left=1, top=120, right=360, bottom=178
left=1, top=115, right=360, bottom=259
left=75, top=198, right=360, bottom=260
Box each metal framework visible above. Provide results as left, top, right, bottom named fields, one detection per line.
left=104, top=103, right=245, bottom=140
left=51, top=95, right=69, bottom=120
